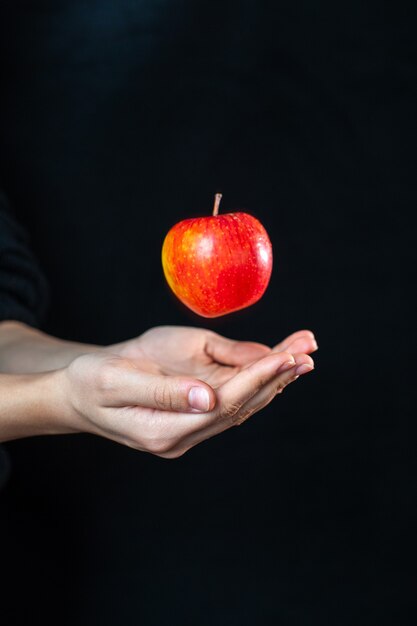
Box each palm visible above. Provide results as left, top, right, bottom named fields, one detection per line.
left=112, top=326, right=317, bottom=389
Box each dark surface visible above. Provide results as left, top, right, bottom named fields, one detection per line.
left=0, top=1, right=416, bottom=624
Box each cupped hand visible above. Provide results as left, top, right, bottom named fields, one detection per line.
left=61, top=327, right=317, bottom=458
left=110, top=326, right=318, bottom=388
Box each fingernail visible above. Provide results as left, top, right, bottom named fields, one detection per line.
left=278, top=359, right=296, bottom=373
left=312, top=340, right=319, bottom=351
left=295, top=364, right=314, bottom=376
left=188, top=387, right=210, bottom=412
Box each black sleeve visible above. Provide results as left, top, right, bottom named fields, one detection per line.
left=0, top=190, right=49, bottom=327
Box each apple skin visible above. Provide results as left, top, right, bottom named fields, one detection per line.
left=162, top=212, right=273, bottom=317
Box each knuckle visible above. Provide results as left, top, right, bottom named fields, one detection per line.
left=222, top=401, right=242, bottom=420
left=152, top=384, right=175, bottom=411
left=232, top=408, right=254, bottom=426
left=256, top=372, right=272, bottom=389
left=274, top=375, right=297, bottom=395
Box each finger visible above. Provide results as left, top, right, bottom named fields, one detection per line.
left=181, top=353, right=314, bottom=458
left=188, top=351, right=296, bottom=431
left=274, top=335, right=318, bottom=356
left=205, top=332, right=271, bottom=366
left=174, top=353, right=314, bottom=454
left=239, top=332, right=317, bottom=372
left=273, top=330, right=318, bottom=354
left=229, top=352, right=314, bottom=426
left=102, top=363, right=216, bottom=413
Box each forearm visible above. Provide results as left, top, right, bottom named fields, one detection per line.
left=0, top=369, right=76, bottom=442
left=0, top=321, right=99, bottom=373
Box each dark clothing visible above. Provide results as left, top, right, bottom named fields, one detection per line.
left=0, top=191, right=48, bottom=327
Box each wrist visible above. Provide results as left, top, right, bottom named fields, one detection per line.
left=0, top=320, right=101, bottom=373
left=39, top=368, right=85, bottom=435
left=0, top=369, right=83, bottom=442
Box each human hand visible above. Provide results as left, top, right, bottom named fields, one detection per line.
left=60, top=337, right=315, bottom=458
left=110, top=326, right=318, bottom=388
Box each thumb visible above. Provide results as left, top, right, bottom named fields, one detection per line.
left=106, top=365, right=216, bottom=413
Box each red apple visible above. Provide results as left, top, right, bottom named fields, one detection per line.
left=162, top=194, right=273, bottom=317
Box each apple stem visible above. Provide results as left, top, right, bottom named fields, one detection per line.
left=213, top=193, right=222, bottom=216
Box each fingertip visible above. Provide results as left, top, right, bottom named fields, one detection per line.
left=300, top=329, right=316, bottom=339
left=296, top=363, right=314, bottom=375
left=287, top=336, right=318, bottom=355
left=293, top=352, right=314, bottom=364
left=292, top=352, right=315, bottom=375
left=291, top=329, right=315, bottom=341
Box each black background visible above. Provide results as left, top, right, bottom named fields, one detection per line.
left=0, top=1, right=416, bottom=624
